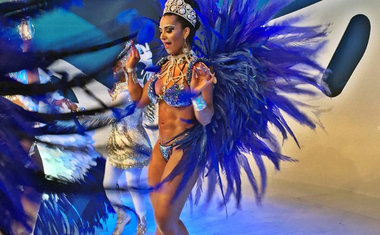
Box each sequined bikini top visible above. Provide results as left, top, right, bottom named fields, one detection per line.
left=148, top=54, right=205, bottom=107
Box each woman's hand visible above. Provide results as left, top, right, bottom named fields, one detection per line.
left=190, top=63, right=216, bottom=96
left=124, top=42, right=140, bottom=70
left=190, top=63, right=215, bottom=125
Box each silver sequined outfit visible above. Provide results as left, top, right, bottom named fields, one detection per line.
left=106, top=82, right=151, bottom=169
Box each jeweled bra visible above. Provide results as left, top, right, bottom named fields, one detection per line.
left=148, top=54, right=205, bottom=107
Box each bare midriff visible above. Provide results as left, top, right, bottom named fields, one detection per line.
left=156, top=61, right=194, bottom=144
left=158, top=102, right=194, bottom=144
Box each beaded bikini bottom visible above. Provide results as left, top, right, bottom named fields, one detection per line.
left=159, top=143, right=173, bottom=161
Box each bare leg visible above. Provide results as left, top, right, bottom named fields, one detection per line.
left=148, top=142, right=167, bottom=235
left=151, top=146, right=197, bottom=235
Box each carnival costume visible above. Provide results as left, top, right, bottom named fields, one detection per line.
left=147, top=52, right=198, bottom=161
left=104, top=81, right=152, bottom=235
left=153, top=0, right=329, bottom=205
left=0, top=0, right=329, bottom=233
left=107, top=81, right=151, bottom=169
left=105, top=41, right=158, bottom=234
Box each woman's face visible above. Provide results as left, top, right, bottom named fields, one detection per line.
left=159, top=14, right=189, bottom=55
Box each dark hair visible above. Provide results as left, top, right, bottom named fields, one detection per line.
left=163, top=0, right=200, bottom=46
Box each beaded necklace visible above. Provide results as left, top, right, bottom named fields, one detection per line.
left=159, top=53, right=193, bottom=99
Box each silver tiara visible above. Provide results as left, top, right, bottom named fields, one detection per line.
left=163, top=0, right=197, bottom=27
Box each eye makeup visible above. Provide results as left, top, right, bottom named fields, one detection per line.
left=159, top=24, right=176, bottom=33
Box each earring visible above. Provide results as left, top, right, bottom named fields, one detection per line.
left=183, top=37, right=189, bottom=54
left=183, top=46, right=189, bottom=54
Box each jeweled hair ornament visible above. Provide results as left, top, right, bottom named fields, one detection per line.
left=163, top=0, right=197, bottom=27
left=17, top=17, right=35, bottom=40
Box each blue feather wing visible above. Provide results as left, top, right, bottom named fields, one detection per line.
left=163, top=0, right=328, bottom=206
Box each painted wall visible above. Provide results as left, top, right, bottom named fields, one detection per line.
left=266, top=0, right=380, bottom=198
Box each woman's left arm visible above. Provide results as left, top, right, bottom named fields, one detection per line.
left=190, top=62, right=216, bottom=126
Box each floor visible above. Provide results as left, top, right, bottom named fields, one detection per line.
left=96, top=178, right=380, bottom=235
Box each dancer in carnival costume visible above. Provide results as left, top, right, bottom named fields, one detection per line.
left=103, top=46, right=157, bottom=235
left=124, top=0, right=330, bottom=233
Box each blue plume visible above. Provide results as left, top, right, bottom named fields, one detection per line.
left=157, top=0, right=329, bottom=208
left=137, top=18, right=156, bottom=44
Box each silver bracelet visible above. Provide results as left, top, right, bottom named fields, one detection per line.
left=126, top=67, right=135, bottom=73
left=123, top=67, right=138, bottom=84
left=191, top=94, right=207, bottom=111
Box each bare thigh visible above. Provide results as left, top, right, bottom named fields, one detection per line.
left=154, top=147, right=198, bottom=222
left=148, top=142, right=167, bottom=206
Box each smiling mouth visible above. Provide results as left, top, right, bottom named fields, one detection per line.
left=163, top=42, right=171, bottom=48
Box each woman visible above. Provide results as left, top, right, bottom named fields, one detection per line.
left=125, top=0, right=329, bottom=234
left=103, top=59, right=152, bottom=235
left=124, top=0, right=215, bottom=233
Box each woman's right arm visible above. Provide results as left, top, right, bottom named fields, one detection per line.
left=124, top=43, right=151, bottom=108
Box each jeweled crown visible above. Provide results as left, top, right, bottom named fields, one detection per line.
left=163, top=0, right=197, bottom=27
